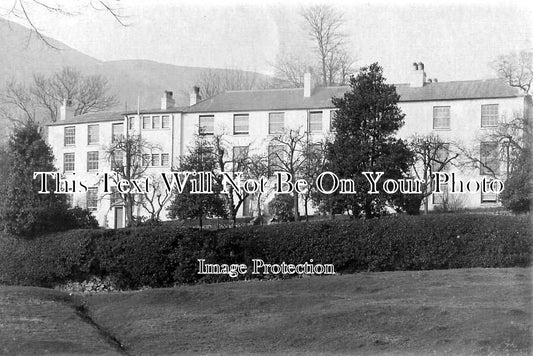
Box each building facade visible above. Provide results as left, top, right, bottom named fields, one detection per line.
left=46, top=64, right=527, bottom=227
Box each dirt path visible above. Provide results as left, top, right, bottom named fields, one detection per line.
left=0, top=286, right=125, bottom=356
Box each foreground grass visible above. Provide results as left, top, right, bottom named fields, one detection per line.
left=0, top=287, right=122, bottom=355
left=84, top=267, right=532, bottom=356
left=1, top=268, right=530, bottom=355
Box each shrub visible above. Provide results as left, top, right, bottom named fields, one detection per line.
left=268, top=194, right=294, bottom=221
left=0, top=214, right=530, bottom=288
left=500, top=150, right=531, bottom=213
left=66, top=207, right=100, bottom=229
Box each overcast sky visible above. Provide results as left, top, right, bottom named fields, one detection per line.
left=1, top=0, right=532, bottom=83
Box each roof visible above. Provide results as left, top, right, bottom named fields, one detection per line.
left=46, top=79, right=522, bottom=126
left=123, top=107, right=188, bottom=116
left=47, top=110, right=124, bottom=126
left=186, top=79, right=521, bottom=113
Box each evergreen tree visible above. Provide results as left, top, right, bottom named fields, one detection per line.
left=0, top=122, right=71, bottom=237
left=328, top=63, right=412, bottom=218
left=167, top=138, right=227, bottom=229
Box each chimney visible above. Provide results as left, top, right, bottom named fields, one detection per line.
left=303, top=67, right=314, bottom=97
left=161, top=90, right=175, bottom=110
left=189, top=86, right=201, bottom=106
left=59, top=99, right=74, bottom=121
left=409, top=61, right=427, bottom=87
left=433, top=78, right=438, bottom=83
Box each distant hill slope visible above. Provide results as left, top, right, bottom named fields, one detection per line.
left=0, top=18, right=271, bottom=116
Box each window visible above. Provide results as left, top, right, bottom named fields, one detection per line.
left=87, top=151, right=99, bottom=172
left=430, top=143, right=450, bottom=172
left=329, top=110, right=338, bottom=131
left=64, top=153, right=75, bottom=172
left=233, top=146, right=249, bottom=170
left=481, top=190, right=498, bottom=203
left=142, top=116, right=151, bottom=129
left=309, top=111, right=323, bottom=132
left=87, top=125, right=99, bottom=145
left=110, top=187, right=122, bottom=206
left=199, top=115, right=214, bottom=135
left=87, top=187, right=98, bottom=211
left=481, top=104, right=498, bottom=127
left=112, top=123, right=124, bottom=142
left=161, top=153, right=170, bottom=166
left=111, top=151, right=124, bottom=170
left=233, top=114, right=249, bottom=134
left=128, top=116, right=135, bottom=130
left=433, top=106, right=450, bottom=130
left=152, top=116, right=161, bottom=129
left=151, top=154, right=160, bottom=167
left=142, top=154, right=151, bottom=166
left=162, top=115, right=170, bottom=129
left=480, top=142, right=499, bottom=175
left=268, top=145, right=284, bottom=172
left=64, top=126, right=75, bottom=146
left=269, top=113, right=284, bottom=134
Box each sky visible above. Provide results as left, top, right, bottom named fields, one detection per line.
left=1, top=0, right=532, bottom=83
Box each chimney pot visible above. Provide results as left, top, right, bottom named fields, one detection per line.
left=427, top=78, right=432, bottom=83
left=59, top=98, right=74, bottom=121
left=433, top=78, right=438, bottom=83
left=409, top=62, right=426, bottom=87
left=304, top=70, right=314, bottom=97
left=161, top=90, right=175, bottom=110
left=190, top=86, right=202, bottom=106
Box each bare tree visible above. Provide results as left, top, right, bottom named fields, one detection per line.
left=139, top=174, right=172, bottom=221
left=268, top=128, right=309, bottom=221
left=4, top=0, right=127, bottom=48
left=246, top=153, right=270, bottom=220
left=301, top=5, right=354, bottom=86
left=208, top=133, right=255, bottom=227
left=492, top=50, right=533, bottom=94
left=300, top=139, right=328, bottom=220
left=1, top=79, right=36, bottom=124
left=458, top=113, right=531, bottom=181
left=272, top=54, right=311, bottom=88
left=408, top=134, right=460, bottom=214
left=105, top=134, right=158, bottom=226
left=2, top=66, right=118, bottom=124
left=193, top=68, right=261, bottom=99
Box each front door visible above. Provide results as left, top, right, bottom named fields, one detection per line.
left=114, top=207, right=124, bottom=229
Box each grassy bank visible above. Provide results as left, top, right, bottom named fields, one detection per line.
left=81, top=267, right=531, bottom=355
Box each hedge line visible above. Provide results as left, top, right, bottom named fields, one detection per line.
left=0, top=214, right=530, bottom=288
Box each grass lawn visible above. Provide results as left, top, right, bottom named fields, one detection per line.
left=1, top=267, right=531, bottom=355
left=0, top=286, right=122, bottom=355
left=86, top=267, right=531, bottom=356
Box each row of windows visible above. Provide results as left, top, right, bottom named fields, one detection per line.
left=63, top=152, right=170, bottom=172
left=432, top=188, right=498, bottom=204
left=64, top=104, right=500, bottom=146
left=66, top=187, right=121, bottom=211
left=134, top=115, right=171, bottom=130
left=142, top=153, right=170, bottom=167
left=64, top=123, right=125, bottom=146
left=199, top=111, right=325, bottom=136
left=432, top=104, right=499, bottom=130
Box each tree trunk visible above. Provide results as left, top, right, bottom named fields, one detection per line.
left=304, top=198, right=309, bottom=222
left=293, top=192, right=299, bottom=222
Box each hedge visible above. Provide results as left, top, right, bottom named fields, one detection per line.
left=0, top=214, right=530, bottom=288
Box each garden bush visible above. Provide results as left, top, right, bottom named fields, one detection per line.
left=0, top=214, right=530, bottom=288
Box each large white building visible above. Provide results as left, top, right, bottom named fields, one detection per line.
left=46, top=63, right=529, bottom=228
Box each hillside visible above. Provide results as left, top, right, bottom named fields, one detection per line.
left=0, top=18, right=271, bottom=128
